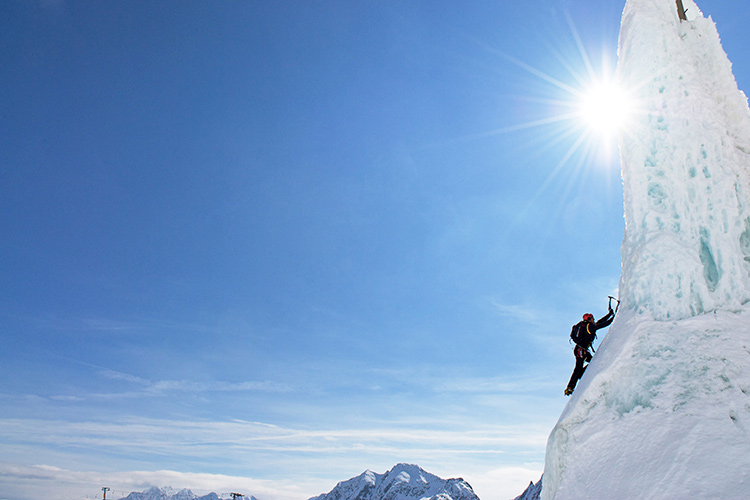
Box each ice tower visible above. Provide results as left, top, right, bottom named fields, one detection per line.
left=618, top=0, right=750, bottom=320
left=541, top=1, right=750, bottom=498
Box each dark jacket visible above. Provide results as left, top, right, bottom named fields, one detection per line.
left=573, top=310, right=614, bottom=349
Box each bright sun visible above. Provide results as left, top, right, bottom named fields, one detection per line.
left=578, top=79, right=634, bottom=137
left=477, top=18, right=640, bottom=171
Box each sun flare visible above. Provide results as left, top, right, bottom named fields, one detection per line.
left=473, top=15, right=642, bottom=175
left=579, top=79, right=634, bottom=137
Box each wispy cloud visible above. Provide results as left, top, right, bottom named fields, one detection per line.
left=145, top=379, right=292, bottom=394
left=0, top=417, right=549, bottom=458
left=433, top=374, right=558, bottom=394
left=489, top=300, right=547, bottom=326
left=56, top=367, right=295, bottom=401
left=363, top=366, right=561, bottom=401
left=99, top=368, right=151, bottom=384
left=24, top=313, right=217, bottom=336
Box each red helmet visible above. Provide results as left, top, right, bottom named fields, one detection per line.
left=583, top=313, right=594, bottom=321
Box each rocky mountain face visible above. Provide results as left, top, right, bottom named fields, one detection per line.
left=512, top=476, right=541, bottom=500
left=308, top=463, right=480, bottom=500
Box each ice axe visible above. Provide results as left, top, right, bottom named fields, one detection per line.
left=608, top=296, right=620, bottom=314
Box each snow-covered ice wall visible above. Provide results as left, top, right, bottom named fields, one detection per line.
left=541, top=1, right=750, bottom=499
left=618, top=0, right=750, bottom=320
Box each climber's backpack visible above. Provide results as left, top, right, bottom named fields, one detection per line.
left=570, top=322, right=589, bottom=347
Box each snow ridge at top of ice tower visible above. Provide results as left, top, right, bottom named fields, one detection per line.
left=618, top=0, right=750, bottom=321
left=541, top=1, right=750, bottom=499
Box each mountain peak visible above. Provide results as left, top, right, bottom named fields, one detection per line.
left=309, top=464, right=479, bottom=500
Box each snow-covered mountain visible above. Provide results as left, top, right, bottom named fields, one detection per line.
left=512, top=476, right=541, bottom=500
left=542, top=0, right=750, bottom=498
left=308, top=463, right=479, bottom=500
left=118, top=486, right=249, bottom=500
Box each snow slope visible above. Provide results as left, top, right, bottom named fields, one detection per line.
left=542, top=1, right=750, bottom=498
left=308, top=463, right=479, bottom=500
left=544, top=309, right=750, bottom=499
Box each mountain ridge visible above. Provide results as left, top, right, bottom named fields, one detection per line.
left=308, top=463, right=480, bottom=500
left=118, top=486, right=255, bottom=500
left=115, top=465, right=486, bottom=500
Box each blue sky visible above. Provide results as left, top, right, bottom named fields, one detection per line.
left=2, top=1, right=749, bottom=500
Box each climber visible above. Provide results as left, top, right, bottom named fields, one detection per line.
left=564, top=304, right=615, bottom=396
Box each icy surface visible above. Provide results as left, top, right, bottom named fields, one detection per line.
left=544, top=309, right=750, bottom=499
left=308, top=463, right=479, bottom=500
left=542, top=1, right=750, bottom=499
left=618, top=0, right=750, bottom=320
